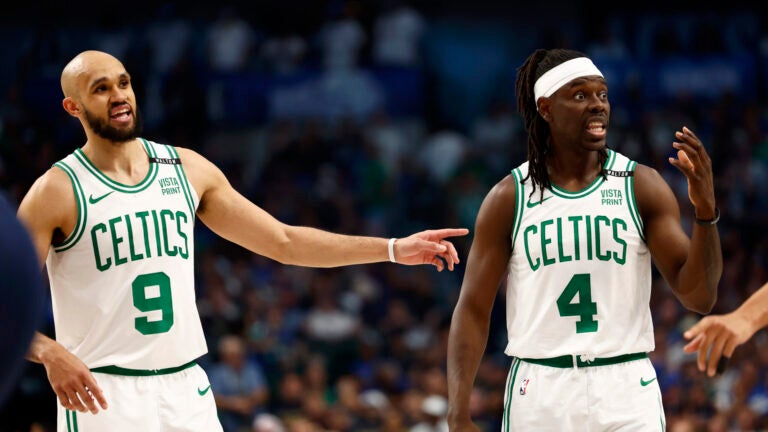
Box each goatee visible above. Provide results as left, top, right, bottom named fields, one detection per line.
left=84, top=106, right=143, bottom=143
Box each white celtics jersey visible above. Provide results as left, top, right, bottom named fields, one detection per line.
left=504, top=149, right=653, bottom=359
left=46, top=139, right=207, bottom=370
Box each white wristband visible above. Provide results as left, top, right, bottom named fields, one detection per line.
left=388, top=238, right=397, bottom=263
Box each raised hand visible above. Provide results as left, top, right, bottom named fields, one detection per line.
left=667, top=126, right=716, bottom=217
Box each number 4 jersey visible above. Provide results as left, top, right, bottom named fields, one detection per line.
left=45, top=139, right=207, bottom=370
left=505, top=149, right=653, bottom=358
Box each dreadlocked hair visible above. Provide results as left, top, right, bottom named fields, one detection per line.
left=515, top=48, right=608, bottom=200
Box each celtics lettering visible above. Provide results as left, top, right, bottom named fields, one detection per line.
left=523, top=215, right=628, bottom=271
left=90, top=209, right=191, bottom=271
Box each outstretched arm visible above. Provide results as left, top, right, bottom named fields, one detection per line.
left=17, top=167, right=108, bottom=415
left=683, top=281, right=768, bottom=376
left=636, top=127, right=722, bottom=314
left=178, top=147, right=468, bottom=270
left=447, top=175, right=515, bottom=431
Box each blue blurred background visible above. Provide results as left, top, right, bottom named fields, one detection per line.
left=0, top=1, right=766, bottom=431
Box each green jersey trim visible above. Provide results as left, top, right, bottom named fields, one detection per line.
left=53, top=161, right=87, bottom=252
left=91, top=360, right=197, bottom=376
left=550, top=149, right=617, bottom=199
left=72, top=138, right=159, bottom=193
left=166, top=145, right=196, bottom=217
left=511, top=168, right=525, bottom=249
left=625, top=160, right=645, bottom=242
left=502, top=357, right=522, bottom=432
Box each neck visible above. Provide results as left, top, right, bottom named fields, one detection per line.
left=80, top=137, right=149, bottom=183
left=546, top=148, right=603, bottom=191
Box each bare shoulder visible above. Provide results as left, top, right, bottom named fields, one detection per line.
left=172, top=146, right=229, bottom=201
left=174, top=146, right=212, bottom=170
left=476, top=173, right=517, bottom=226
left=17, top=166, right=77, bottom=259
left=633, top=163, right=664, bottom=184
left=20, top=166, right=75, bottom=211
left=632, top=163, right=678, bottom=219
left=486, top=173, right=518, bottom=203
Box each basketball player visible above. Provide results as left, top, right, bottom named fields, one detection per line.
left=446, top=48, right=722, bottom=431
left=16, top=50, right=468, bottom=431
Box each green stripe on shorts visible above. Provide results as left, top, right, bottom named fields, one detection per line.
left=91, top=360, right=196, bottom=376
left=66, top=410, right=78, bottom=432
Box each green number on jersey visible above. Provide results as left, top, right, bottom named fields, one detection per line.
left=132, top=272, right=174, bottom=334
left=556, top=273, right=598, bottom=333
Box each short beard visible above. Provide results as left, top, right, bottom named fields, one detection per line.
left=84, top=106, right=143, bottom=143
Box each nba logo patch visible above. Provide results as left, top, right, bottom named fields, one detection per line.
left=519, top=378, right=530, bottom=395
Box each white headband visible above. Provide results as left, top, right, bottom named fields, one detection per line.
left=533, top=57, right=604, bottom=103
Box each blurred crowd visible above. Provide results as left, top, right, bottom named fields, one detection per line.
left=1, top=1, right=767, bottom=431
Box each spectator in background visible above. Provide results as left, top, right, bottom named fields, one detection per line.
left=585, top=24, right=629, bottom=61
left=372, top=0, right=426, bottom=67
left=271, top=372, right=305, bottom=420
left=318, top=0, right=367, bottom=72
left=209, top=335, right=270, bottom=432
left=364, top=109, right=410, bottom=178
left=142, top=3, right=194, bottom=127
left=205, top=6, right=259, bottom=74
left=252, top=413, right=286, bottom=432
left=259, top=31, right=308, bottom=76
left=410, top=395, right=448, bottom=432
left=470, top=99, right=521, bottom=179
left=144, top=4, right=193, bottom=76
left=418, top=129, right=468, bottom=184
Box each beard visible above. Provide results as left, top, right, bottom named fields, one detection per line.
left=84, top=105, right=143, bottom=143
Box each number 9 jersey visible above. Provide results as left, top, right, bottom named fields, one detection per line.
left=505, top=149, right=653, bottom=359
left=45, top=139, right=206, bottom=370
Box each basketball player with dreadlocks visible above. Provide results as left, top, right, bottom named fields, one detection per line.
left=446, top=48, right=722, bottom=431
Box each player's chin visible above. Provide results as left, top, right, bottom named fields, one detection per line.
left=586, top=141, right=607, bottom=152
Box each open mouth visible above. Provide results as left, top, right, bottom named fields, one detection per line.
left=110, top=105, right=132, bottom=124
left=586, top=121, right=606, bottom=138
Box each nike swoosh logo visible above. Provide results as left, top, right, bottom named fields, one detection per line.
left=88, top=191, right=114, bottom=204
left=640, top=377, right=657, bottom=386
left=198, top=385, right=211, bottom=396
left=526, top=196, right=553, bottom=208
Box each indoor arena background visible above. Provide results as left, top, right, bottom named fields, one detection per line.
left=0, top=1, right=766, bottom=431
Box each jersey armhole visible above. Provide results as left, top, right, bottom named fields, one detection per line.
left=624, top=160, right=645, bottom=243
left=52, top=162, right=88, bottom=252
left=510, top=168, right=525, bottom=249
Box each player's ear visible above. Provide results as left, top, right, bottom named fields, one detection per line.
left=537, top=97, right=552, bottom=122
left=62, top=97, right=80, bottom=117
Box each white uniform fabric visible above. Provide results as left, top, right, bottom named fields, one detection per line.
left=505, top=149, right=653, bottom=359
left=57, top=364, right=223, bottom=432
left=502, top=357, right=665, bottom=431
left=47, top=139, right=219, bottom=430
left=47, top=139, right=206, bottom=370
left=500, top=149, right=663, bottom=430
